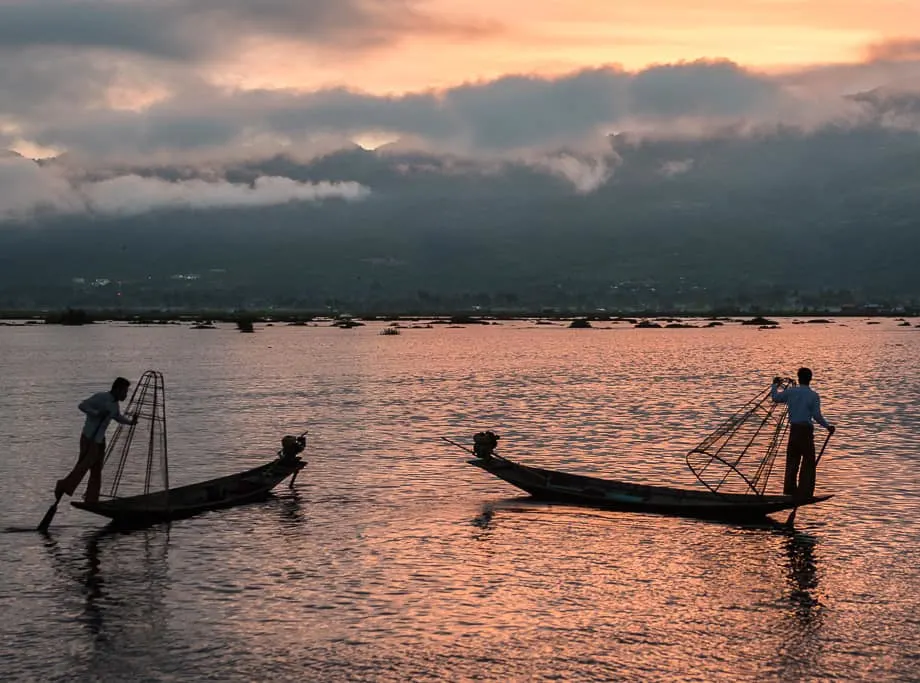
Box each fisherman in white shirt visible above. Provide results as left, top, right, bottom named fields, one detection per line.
left=54, top=377, right=137, bottom=503
left=770, top=367, right=836, bottom=498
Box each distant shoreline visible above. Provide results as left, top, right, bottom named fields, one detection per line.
left=1, top=308, right=916, bottom=325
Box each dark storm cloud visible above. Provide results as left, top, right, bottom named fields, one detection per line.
left=258, top=89, right=453, bottom=139
left=0, top=0, right=495, bottom=60
left=0, top=49, right=119, bottom=117
left=17, top=61, right=799, bottom=159
left=443, top=69, right=631, bottom=148
left=629, top=60, right=781, bottom=119
left=38, top=110, right=242, bottom=157
left=0, top=2, right=201, bottom=59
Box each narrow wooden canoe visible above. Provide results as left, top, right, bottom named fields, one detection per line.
left=71, top=457, right=305, bottom=526
left=469, top=455, right=831, bottom=521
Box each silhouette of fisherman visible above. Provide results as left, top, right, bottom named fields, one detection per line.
left=770, top=368, right=836, bottom=498
left=54, top=378, right=137, bottom=503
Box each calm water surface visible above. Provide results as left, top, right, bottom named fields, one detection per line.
left=1, top=320, right=919, bottom=681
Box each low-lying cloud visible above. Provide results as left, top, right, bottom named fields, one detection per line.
left=0, top=156, right=369, bottom=222
left=530, top=154, right=615, bottom=194
left=660, top=159, right=694, bottom=177
left=5, top=55, right=918, bottom=168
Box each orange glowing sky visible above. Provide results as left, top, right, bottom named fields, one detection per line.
left=211, top=0, right=920, bottom=93
left=2, top=0, right=918, bottom=161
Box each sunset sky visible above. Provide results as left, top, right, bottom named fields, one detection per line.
left=209, top=0, right=920, bottom=92
left=1, top=0, right=918, bottom=163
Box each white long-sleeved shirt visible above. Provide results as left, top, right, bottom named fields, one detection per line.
left=79, top=391, right=133, bottom=443
left=770, top=383, right=831, bottom=429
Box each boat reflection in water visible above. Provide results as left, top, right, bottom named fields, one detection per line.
left=774, top=531, right=825, bottom=680
left=44, top=526, right=171, bottom=678
left=786, top=532, right=821, bottom=621
left=459, top=491, right=832, bottom=679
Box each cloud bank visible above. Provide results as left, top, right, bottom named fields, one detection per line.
left=4, top=56, right=918, bottom=168
left=0, top=155, right=369, bottom=222
left=1, top=0, right=919, bottom=199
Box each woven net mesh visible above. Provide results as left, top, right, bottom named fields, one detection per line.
left=100, top=370, right=169, bottom=499
left=686, top=380, right=793, bottom=496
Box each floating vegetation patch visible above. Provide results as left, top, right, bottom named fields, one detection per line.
left=333, top=319, right=364, bottom=328
left=44, top=308, right=92, bottom=325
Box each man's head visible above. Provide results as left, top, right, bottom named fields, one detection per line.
left=797, top=367, right=813, bottom=386
left=111, top=377, right=131, bottom=401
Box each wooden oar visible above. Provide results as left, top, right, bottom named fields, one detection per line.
left=36, top=494, right=63, bottom=534
left=785, top=430, right=834, bottom=528
left=38, top=414, right=108, bottom=533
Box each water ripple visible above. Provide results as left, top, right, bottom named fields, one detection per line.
left=1, top=321, right=919, bottom=680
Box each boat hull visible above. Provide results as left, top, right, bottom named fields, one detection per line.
left=71, top=458, right=305, bottom=526
left=469, top=456, right=832, bottom=521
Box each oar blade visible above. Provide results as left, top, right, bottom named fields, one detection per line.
left=37, top=498, right=61, bottom=533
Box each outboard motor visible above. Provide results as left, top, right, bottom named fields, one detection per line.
left=473, top=431, right=499, bottom=460
left=280, top=434, right=307, bottom=462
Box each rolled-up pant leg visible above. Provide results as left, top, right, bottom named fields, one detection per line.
left=57, top=435, right=105, bottom=499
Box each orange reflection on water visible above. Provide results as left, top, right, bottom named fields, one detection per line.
left=3, top=319, right=920, bottom=680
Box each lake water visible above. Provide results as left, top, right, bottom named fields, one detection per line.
left=1, top=319, right=919, bottom=682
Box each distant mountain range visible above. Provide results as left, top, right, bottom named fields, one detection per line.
left=2, top=123, right=919, bottom=311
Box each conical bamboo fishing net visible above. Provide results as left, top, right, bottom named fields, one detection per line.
left=99, top=370, right=169, bottom=499
left=686, top=379, right=793, bottom=496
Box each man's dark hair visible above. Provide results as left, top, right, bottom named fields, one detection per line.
left=797, top=367, right=813, bottom=385
left=111, top=377, right=131, bottom=393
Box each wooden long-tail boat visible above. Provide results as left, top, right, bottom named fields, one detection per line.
left=69, top=370, right=307, bottom=527
left=467, top=450, right=831, bottom=521
left=71, top=455, right=306, bottom=526
left=459, top=381, right=835, bottom=522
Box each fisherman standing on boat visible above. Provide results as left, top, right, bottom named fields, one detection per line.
left=54, top=377, right=137, bottom=503
left=770, top=368, right=835, bottom=498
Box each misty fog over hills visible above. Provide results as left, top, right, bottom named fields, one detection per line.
left=2, top=122, right=919, bottom=312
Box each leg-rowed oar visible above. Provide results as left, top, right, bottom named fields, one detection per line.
left=36, top=494, right=64, bottom=534
left=785, top=430, right=833, bottom=528
left=38, top=414, right=107, bottom=533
